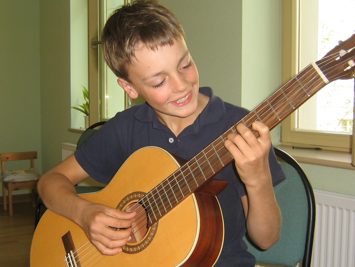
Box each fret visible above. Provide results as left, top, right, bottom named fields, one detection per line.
left=202, top=150, right=215, bottom=174
left=187, top=162, right=200, bottom=187
left=152, top=187, right=163, bottom=217
left=253, top=102, right=273, bottom=126
left=295, top=76, right=311, bottom=97
left=266, top=99, right=281, bottom=121
left=140, top=197, right=154, bottom=224
left=145, top=194, right=158, bottom=221
left=253, top=110, right=263, bottom=122
left=268, top=89, right=296, bottom=121
left=161, top=180, right=173, bottom=208
left=298, top=66, right=325, bottom=96
left=174, top=173, right=185, bottom=198
left=168, top=175, right=183, bottom=201
left=282, top=83, right=307, bottom=108
left=179, top=168, right=192, bottom=193
left=212, top=142, right=224, bottom=167
left=156, top=184, right=168, bottom=213
left=280, top=88, right=296, bottom=109
left=194, top=156, right=207, bottom=182
left=166, top=177, right=179, bottom=205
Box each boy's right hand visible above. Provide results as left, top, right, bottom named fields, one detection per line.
left=79, top=202, right=137, bottom=255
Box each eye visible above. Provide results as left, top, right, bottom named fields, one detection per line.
left=153, top=79, right=165, bottom=88
left=182, top=61, right=192, bottom=70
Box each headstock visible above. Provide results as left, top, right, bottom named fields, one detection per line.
left=317, top=33, right=355, bottom=83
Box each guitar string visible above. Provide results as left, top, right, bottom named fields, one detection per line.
left=125, top=48, right=345, bottom=222
left=71, top=51, right=355, bottom=267
left=68, top=49, right=353, bottom=266
left=69, top=49, right=353, bottom=266
left=124, top=48, right=355, bottom=234
left=68, top=48, right=355, bottom=266
left=67, top=241, right=102, bottom=267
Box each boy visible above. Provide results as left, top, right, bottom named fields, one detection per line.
left=38, top=0, right=285, bottom=266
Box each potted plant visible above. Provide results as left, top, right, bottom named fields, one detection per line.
left=72, top=86, right=89, bottom=128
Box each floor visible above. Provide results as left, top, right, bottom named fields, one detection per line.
left=0, top=202, right=36, bottom=267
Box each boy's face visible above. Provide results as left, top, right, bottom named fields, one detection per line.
left=118, top=38, right=200, bottom=124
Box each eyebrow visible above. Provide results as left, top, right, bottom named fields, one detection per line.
left=142, top=51, right=190, bottom=81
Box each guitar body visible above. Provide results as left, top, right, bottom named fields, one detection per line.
left=31, top=147, right=225, bottom=266
left=31, top=33, right=355, bottom=267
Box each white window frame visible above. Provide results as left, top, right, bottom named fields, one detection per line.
left=87, top=0, right=131, bottom=126
left=280, top=0, right=354, bottom=154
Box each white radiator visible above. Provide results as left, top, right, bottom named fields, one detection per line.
left=61, top=143, right=76, bottom=160
left=61, top=143, right=104, bottom=187
left=312, top=190, right=355, bottom=267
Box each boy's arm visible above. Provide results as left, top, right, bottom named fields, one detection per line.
left=37, top=154, right=136, bottom=255
left=224, top=121, right=281, bottom=250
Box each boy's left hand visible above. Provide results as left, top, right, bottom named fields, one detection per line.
left=224, top=121, right=281, bottom=249
left=224, top=121, right=271, bottom=187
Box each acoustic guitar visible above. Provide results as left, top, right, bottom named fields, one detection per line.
left=31, top=34, right=355, bottom=266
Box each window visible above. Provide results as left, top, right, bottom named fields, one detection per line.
left=281, top=0, right=355, bottom=153
left=98, top=0, right=126, bottom=120
left=87, top=0, right=145, bottom=126
left=70, top=0, right=89, bottom=129
left=87, top=0, right=125, bottom=126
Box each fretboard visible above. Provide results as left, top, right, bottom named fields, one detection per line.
left=140, top=63, right=328, bottom=227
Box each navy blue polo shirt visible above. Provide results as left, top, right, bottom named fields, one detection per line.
left=75, top=87, right=285, bottom=266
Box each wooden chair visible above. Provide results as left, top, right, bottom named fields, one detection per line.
left=1, top=151, right=39, bottom=216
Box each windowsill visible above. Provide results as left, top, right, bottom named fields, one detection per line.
left=68, top=128, right=85, bottom=134
left=275, top=145, right=355, bottom=170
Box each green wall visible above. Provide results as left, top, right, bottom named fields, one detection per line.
left=0, top=2, right=42, bottom=175
left=1, top=0, right=354, bottom=198
left=161, top=0, right=282, bottom=142
left=40, top=0, right=82, bottom=173
left=161, top=0, right=243, bottom=106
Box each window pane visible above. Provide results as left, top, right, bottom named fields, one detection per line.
left=298, top=0, right=354, bottom=133
left=70, top=0, right=88, bottom=129
left=99, top=0, right=125, bottom=120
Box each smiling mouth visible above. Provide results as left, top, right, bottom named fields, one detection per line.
left=176, top=93, right=191, bottom=104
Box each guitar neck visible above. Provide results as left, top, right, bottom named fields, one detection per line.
left=139, top=63, right=328, bottom=227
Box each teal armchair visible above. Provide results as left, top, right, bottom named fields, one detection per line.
left=243, top=148, right=316, bottom=267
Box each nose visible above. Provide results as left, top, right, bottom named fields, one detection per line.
left=172, top=73, right=186, bottom=93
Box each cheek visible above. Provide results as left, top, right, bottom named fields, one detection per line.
left=149, top=90, right=171, bottom=105
left=188, top=65, right=199, bottom=84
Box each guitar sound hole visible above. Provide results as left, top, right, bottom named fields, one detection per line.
left=126, top=202, right=148, bottom=243
left=117, top=191, right=158, bottom=253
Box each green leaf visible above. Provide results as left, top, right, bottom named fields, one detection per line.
left=72, top=86, right=90, bottom=116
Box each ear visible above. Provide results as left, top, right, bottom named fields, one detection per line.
left=117, top=78, right=139, bottom=99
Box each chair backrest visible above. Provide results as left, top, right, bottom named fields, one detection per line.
left=0, top=151, right=37, bottom=172
left=77, top=121, right=106, bottom=149
left=243, top=147, right=316, bottom=267
left=75, top=122, right=106, bottom=189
